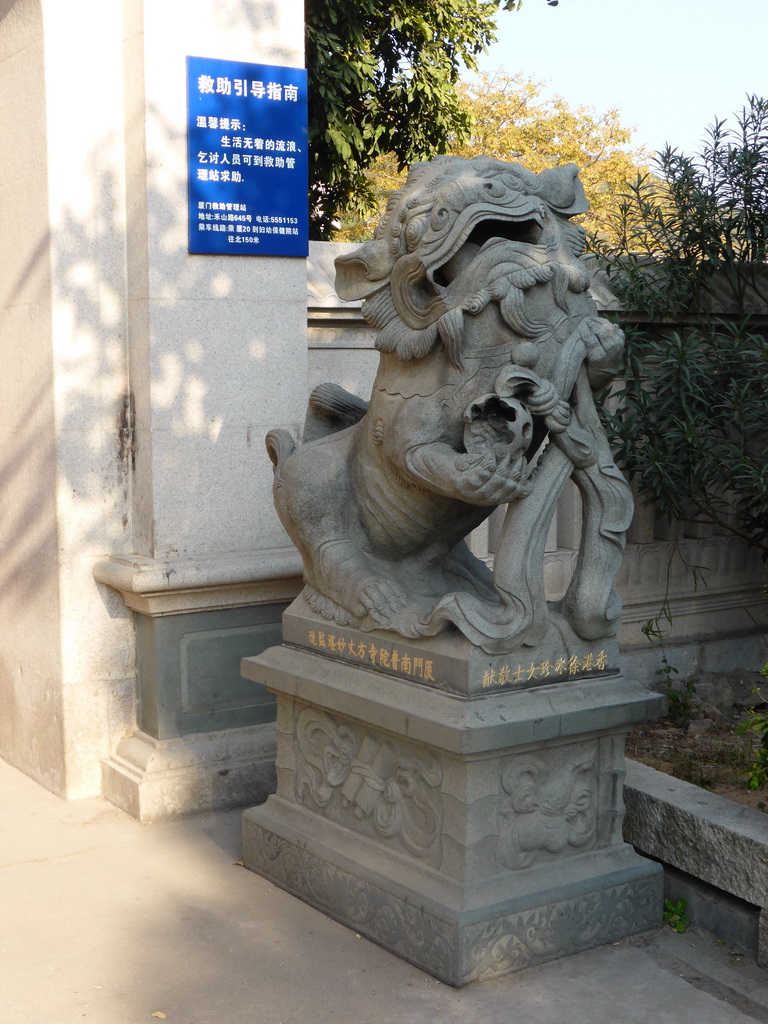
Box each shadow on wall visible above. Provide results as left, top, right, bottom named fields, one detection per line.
left=1, top=0, right=310, bottom=591
left=5, top=107, right=297, bottom=569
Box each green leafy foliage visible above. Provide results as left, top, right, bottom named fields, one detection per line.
left=735, top=672, right=768, bottom=790
left=663, top=898, right=689, bottom=933
left=602, top=320, right=768, bottom=556
left=306, top=0, right=501, bottom=238
left=594, top=96, right=768, bottom=316
left=595, top=97, right=768, bottom=558
left=658, top=660, right=699, bottom=728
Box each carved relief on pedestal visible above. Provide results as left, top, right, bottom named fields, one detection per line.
left=245, top=820, right=454, bottom=978
left=462, top=875, right=661, bottom=983
left=497, top=742, right=598, bottom=869
left=295, top=706, right=443, bottom=863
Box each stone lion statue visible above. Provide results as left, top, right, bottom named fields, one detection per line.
left=267, top=155, right=632, bottom=656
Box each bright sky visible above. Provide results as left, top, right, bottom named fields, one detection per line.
left=471, top=0, right=768, bottom=161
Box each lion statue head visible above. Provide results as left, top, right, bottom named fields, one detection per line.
left=334, top=155, right=592, bottom=367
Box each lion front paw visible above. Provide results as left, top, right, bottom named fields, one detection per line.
left=358, top=576, right=410, bottom=626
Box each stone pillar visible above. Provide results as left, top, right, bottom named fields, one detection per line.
left=0, top=0, right=307, bottom=812
left=98, top=0, right=308, bottom=820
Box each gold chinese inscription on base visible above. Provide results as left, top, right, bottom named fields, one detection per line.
left=480, top=651, right=609, bottom=690
left=305, top=629, right=436, bottom=683
left=303, top=626, right=611, bottom=691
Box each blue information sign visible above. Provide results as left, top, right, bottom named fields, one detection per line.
left=186, top=56, right=308, bottom=257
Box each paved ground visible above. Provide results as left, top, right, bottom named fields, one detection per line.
left=2, top=756, right=768, bottom=1024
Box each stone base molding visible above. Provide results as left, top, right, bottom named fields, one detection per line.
left=103, top=726, right=276, bottom=823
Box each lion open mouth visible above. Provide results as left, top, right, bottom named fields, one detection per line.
left=434, top=217, right=545, bottom=287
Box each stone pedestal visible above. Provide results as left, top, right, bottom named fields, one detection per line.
left=241, top=605, right=665, bottom=986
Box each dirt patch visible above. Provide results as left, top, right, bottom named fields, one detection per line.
left=626, top=705, right=768, bottom=813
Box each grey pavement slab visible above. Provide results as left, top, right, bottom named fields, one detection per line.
left=2, top=756, right=768, bottom=1024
